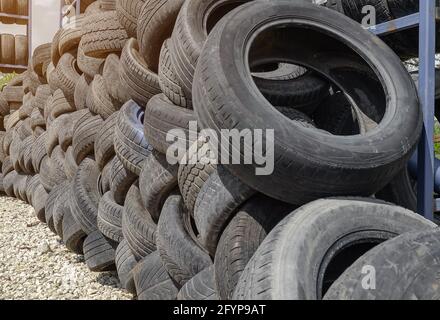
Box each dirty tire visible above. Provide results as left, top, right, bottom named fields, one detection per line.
left=97, top=191, right=124, bottom=243
left=324, top=228, right=440, bottom=300
left=133, top=251, right=179, bottom=300
left=115, top=238, right=138, bottom=294
left=114, top=100, right=153, bottom=175
left=70, top=158, right=101, bottom=235
left=214, top=194, right=295, bottom=299
left=157, top=194, right=212, bottom=286
left=62, top=209, right=87, bottom=254
left=194, top=166, right=256, bottom=256
left=95, top=111, right=119, bottom=169
left=139, top=150, right=178, bottom=222
left=232, top=198, right=436, bottom=300
left=122, top=184, right=157, bottom=260
left=144, top=94, right=196, bottom=155
left=110, top=157, right=137, bottom=205
left=177, top=266, right=218, bottom=300
left=83, top=230, right=116, bottom=272
left=119, top=38, right=161, bottom=106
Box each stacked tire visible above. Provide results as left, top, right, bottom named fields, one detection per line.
left=0, top=0, right=438, bottom=300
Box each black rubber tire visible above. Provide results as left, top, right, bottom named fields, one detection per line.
left=115, top=239, right=138, bottom=294
left=45, top=181, right=68, bottom=234
left=52, top=181, right=72, bottom=237
left=3, top=170, right=16, bottom=197
left=193, top=1, right=422, bottom=205
left=139, top=150, right=178, bottom=222
left=95, top=111, right=119, bottom=170
left=59, top=110, right=87, bottom=152
left=89, top=74, right=119, bottom=120
left=2, top=157, right=13, bottom=176
left=72, top=111, right=103, bottom=164
left=178, top=137, right=217, bottom=220
left=157, top=194, right=212, bottom=286
left=102, top=53, right=130, bottom=105
left=158, top=39, right=190, bottom=108
left=100, top=157, right=113, bottom=195
left=97, top=191, right=124, bottom=243
left=32, top=131, right=48, bottom=172
left=144, top=94, right=196, bottom=156
left=214, top=194, right=295, bottom=300
left=122, top=184, right=157, bottom=260
left=324, top=228, right=440, bottom=300
left=74, top=74, right=91, bottom=110
left=62, top=209, right=87, bottom=254
left=232, top=198, right=436, bottom=300
left=114, top=100, right=153, bottom=175
left=79, top=11, right=128, bottom=58
left=70, top=158, right=101, bottom=235
left=116, top=0, right=146, bottom=37
left=33, top=184, right=48, bottom=223
left=133, top=251, right=179, bottom=300
left=83, top=230, right=116, bottom=272
left=177, top=266, right=218, bottom=300
left=137, top=0, right=185, bottom=74
left=64, top=146, right=79, bottom=180
left=119, top=38, right=161, bottom=107
left=50, top=89, right=76, bottom=120
left=194, top=166, right=256, bottom=256
left=54, top=52, right=81, bottom=101
left=25, top=174, right=41, bottom=206
left=170, top=0, right=328, bottom=105
left=110, top=156, right=137, bottom=205
left=46, top=113, right=70, bottom=157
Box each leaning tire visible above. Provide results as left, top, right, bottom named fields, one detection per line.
left=325, top=228, right=440, bottom=300
left=193, top=1, right=422, bottom=205
left=233, top=198, right=436, bottom=300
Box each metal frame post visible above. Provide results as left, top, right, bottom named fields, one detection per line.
left=417, top=0, right=436, bottom=220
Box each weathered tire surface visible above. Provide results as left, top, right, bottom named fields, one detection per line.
left=177, top=266, right=218, bottom=300
left=70, top=158, right=101, bottom=235
left=114, top=100, right=152, bottom=175
left=119, top=38, right=161, bottom=106
left=133, top=251, right=178, bottom=300
left=194, top=166, right=256, bottom=256
left=139, top=150, right=178, bottom=222
left=97, top=191, right=124, bottom=243
left=116, top=0, right=145, bottom=37
left=233, top=198, right=436, bottom=300
left=144, top=94, right=196, bottom=156
left=157, top=194, right=212, bottom=286
left=158, top=39, right=190, bottom=108
left=72, top=112, right=103, bottom=164
left=79, top=11, right=128, bottom=58
left=83, top=230, right=116, bottom=272
left=62, top=209, right=87, bottom=254
left=122, top=184, right=157, bottom=260
left=137, top=0, right=184, bottom=73
left=115, top=239, right=137, bottom=294
left=193, top=1, right=422, bottom=205
left=95, top=111, right=118, bottom=169
left=324, top=228, right=440, bottom=300
left=214, top=194, right=295, bottom=300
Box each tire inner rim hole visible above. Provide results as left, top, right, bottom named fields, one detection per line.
left=246, top=23, right=388, bottom=136
left=317, top=230, right=395, bottom=299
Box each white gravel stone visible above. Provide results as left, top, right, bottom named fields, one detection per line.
left=0, top=196, right=132, bottom=300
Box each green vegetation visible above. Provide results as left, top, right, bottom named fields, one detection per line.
left=0, top=73, right=17, bottom=91
left=435, top=122, right=440, bottom=157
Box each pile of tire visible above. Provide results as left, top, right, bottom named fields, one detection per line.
left=0, top=0, right=438, bottom=300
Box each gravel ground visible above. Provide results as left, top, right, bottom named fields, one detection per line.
left=0, top=196, right=132, bottom=300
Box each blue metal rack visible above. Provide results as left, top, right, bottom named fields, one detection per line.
left=368, top=0, right=437, bottom=220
